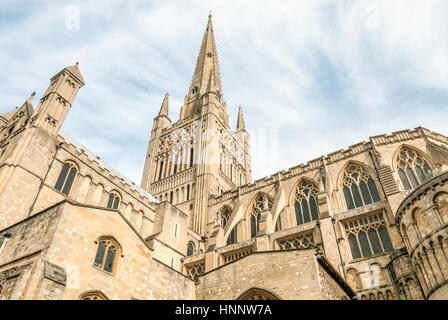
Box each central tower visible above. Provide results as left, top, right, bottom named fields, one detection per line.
left=141, top=14, right=252, bottom=235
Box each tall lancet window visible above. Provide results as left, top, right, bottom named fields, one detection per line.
left=396, top=147, right=432, bottom=191
left=250, top=194, right=273, bottom=238
left=343, top=164, right=381, bottom=210
left=55, top=161, right=78, bottom=195
left=294, top=180, right=319, bottom=225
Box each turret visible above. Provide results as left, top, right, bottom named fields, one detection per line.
left=32, top=63, right=85, bottom=136
left=235, top=106, right=252, bottom=183
left=140, top=93, right=172, bottom=190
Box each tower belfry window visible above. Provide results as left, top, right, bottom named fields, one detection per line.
left=207, top=52, right=212, bottom=58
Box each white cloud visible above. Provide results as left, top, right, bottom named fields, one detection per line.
left=0, top=0, right=447, bottom=184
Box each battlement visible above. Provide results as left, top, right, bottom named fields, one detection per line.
left=209, top=127, right=446, bottom=205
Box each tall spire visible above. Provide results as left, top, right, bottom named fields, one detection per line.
left=158, top=93, right=169, bottom=117
left=237, top=106, right=246, bottom=131
left=188, top=13, right=222, bottom=97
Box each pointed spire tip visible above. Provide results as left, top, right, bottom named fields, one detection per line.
left=237, top=105, right=246, bottom=131
left=159, top=92, right=169, bottom=117
left=27, top=91, right=36, bottom=103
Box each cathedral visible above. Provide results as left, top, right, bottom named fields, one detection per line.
left=1, top=14, right=448, bottom=300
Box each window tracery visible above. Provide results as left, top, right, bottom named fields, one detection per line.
left=238, top=288, right=280, bottom=300
left=277, top=232, right=314, bottom=250
left=185, top=261, right=204, bottom=281
left=219, top=207, right=231, bottom=228
left=250, top=194, right=273, bottom=238
left=294, top=180, right=319, bottom=225
left=93, top=237, right=120, bottom=273
left=396, top=148, right=432, bottom=190
left=343, top=213, right=394, bottom=259
left=342, top=164, right=381, bottom=210
left=79, top=291, right=108, bottom=300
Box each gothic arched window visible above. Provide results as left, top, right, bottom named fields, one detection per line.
left=79, top=291, right=108, bottom=300
left=294, top=180, right=319, bottom=225
left=55, top=161, right=78, bottom=195
left=343, top=213, right=394, bottom=260
left=93, top=237, right=120, bottom=273
left=107, top=191, right=121, bottom=210
left=226, top=224, right=238, bottom=245
left=396, top=147, right=432, bottom=190
left=219, top=207, right=232, bottom=228
left=238, top=288, right=280, bottom=300
left=342, top=164, right=381, bottom=210
left=250, top=194, right=273, bottom=238
left=187, top=242, right=195, bottom=257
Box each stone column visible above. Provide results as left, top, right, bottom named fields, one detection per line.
left=433, top=241, right=448, bottom=280
left=408, top=277, right=424, bottom=300
left=434, top=238, right=448, bottom=279
left=403, top=283, right=412, bottom=300
left=413, top=258, right=429, bottom=295
left=421, top=252, right=437, bottom=290
left=426, top=246, right=444, bottom=284
left=440, top=237, right=448, bottom=265
left=418, top=254, right=432, bottom=292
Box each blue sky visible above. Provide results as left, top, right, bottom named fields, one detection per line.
left=1, top=0, right=447, bottom=183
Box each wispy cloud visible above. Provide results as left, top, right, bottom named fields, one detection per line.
left=0, top=0, right=447, bottom=183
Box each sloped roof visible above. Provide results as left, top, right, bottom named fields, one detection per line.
left=0, top=108, right=17, bottom=123
left=59, top=130, right=159, bottom=204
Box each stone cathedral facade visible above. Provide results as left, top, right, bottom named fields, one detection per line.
left=1, top=15, right=448, bottom=300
